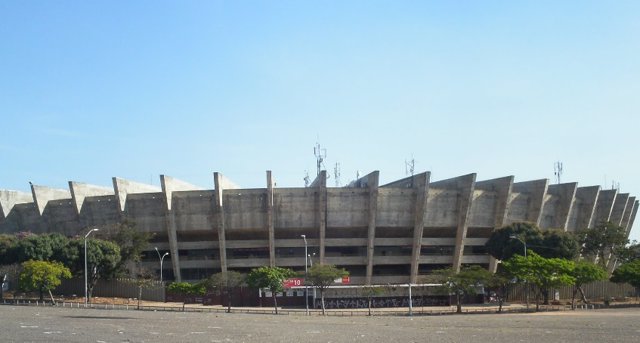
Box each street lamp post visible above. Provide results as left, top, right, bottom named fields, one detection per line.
left=84, top=228, right=99, bottom=305
left=301, top=234, right=309, bottom=315
left=509, top=235, right=527, bottom=258
left=509, top=235, right=529, bottom=309
left=308, top=253, right=315, bottom=267
left=155, top=247, right=170, bottom=282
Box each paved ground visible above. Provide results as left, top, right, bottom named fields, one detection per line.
left=1, top=305, right=639, bottom=342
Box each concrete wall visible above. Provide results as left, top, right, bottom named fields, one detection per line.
left=1, top=171, right=637, bottom=286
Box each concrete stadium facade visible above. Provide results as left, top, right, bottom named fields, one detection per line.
left=1, top=171, right=637, bottom=284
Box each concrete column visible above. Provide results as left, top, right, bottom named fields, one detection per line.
left=593, top=189, right=618, bottom=225
left=548, top=183, right=578, bottom=231
left=610, top=193, right=630, bottom=226
left=410, top=172, right=430, bottom=283
left=365, top=171, right=380, bottom=285
left=450, top=174, right=476, bottom=272
left=622, top=197, right=636, bottom=235
left=476, top=176, right=514, bottom=272
left=266, top=171, right=276, bottom=267
left=159, top=175, right=200, bottom=282
left=164, top=210, right=182, bottom=281
left=214, top=172, right=228, bottom=273
left=512, top=179, right=548, bottom=225
left=574, top=186, right=600, bottom=230
left=313, top=171, right=328, bottom=264
left=627, top=201, right=639, bottom=236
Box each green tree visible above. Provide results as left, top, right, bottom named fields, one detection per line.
left=204, top=271, right=245, bottom=313
left=430, top=266, right=492, bottom=313
left=575, top=221, right=628, bottom=267
left=611, top=260, right=640, bottom=300
left=101, top=221, right=152, bottom=276
left=67, top=238, right=121, bottom=301
left=361, top=286, right=385, bottom=316
left=539, top=230, right=580, bottom=260
left=570, top=261, right=607, bottom=308
left=246, top=266, right=295, bottom=314
left=12, top=233, right=71, bottom=264
left=485, top=223, right=580, bottom=261
left=0, top=234, right=17, bottom=265
left=306, top=264, right=349, bottom=315
left=615, top=241, right=640, bottom=264
left=485, top=222, right=543, bottom=260
left=167, top=281, right=207, bottom=311
left=18, top=260, right=71, bottom=303
left=503, top=252, right=575, bottom=310
left=485, top=269, right=513, bottom=313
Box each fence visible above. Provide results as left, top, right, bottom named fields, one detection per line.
left=506, top=280, right=637, bottom=303
left=55, top=278, right=166, bottom=302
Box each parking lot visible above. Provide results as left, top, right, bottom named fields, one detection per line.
left=1, top=304, right=640, bottom=342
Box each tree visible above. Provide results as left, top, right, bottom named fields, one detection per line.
left=485, top=223, right=580, bottom=261
left=12, top=233, right=71, bottom=264
left=128, top=267, right=155, bottom=310
left=576, top=221, right=628, bottom=267
left=100, top=221, right=152, bottom=277
left=246, top=266, right=296, bottom=314
left=539, top=230, right=579, bottom=260
left=167, top=281, right=207, bottom=311
left=0, top=234, right=17, bottom=265
left=67, top=238, right=121, bottom=301
left=430, top=266, right=492, bottom=313
left=485, top=222, right=543, bottom=261
left=503, top=252, right=575, bottom=310
left=305, top=264, right=349, bottom=315
left=361, top=286, right=384, bottom=316
left=611, top=260, right=640, bottom=300
left=570, top=261, right=607, bottom=308
left=615, top=241, right=640, bottom=264
left=204, top=271, right=245, bottom=313
left=485, top=269, right=513, bottom=313
left=18, top=260, right=71, bottom=303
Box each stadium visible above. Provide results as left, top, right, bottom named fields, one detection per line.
left=0, top=170, right=637, bottom=286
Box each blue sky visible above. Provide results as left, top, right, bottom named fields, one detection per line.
left=1, top=1, right=638, bottom=239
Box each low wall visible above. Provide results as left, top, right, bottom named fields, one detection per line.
left=55, top=278, right=166, bottom=302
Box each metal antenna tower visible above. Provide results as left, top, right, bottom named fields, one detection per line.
left=314, top=142, right=327, bottom=176
left=554, top=161, right=563, bottom=184
left=405, top=157, right=415, bottom=176
left=611, top=180, right=620, bottom=191
left=334, top=162, right=341, bottom=187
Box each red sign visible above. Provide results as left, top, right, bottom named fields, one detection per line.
left=283, top=278, right=304, bottom=288
left=334, top=276, right=351, bottom=284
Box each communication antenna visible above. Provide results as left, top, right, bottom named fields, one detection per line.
left=405, top=157, right=415, bottom=176
left=304, top=170, right=310, bottom=187
left=611, top=180, right=620, bottom=191
left=554, top=161, right=563, bottom=184
left=314, top=142, right=327, bottom=176
left=334, top=162, right=341, bottom=187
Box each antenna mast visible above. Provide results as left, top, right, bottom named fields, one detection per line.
left=334, top=162, right=341, bottom=187
left=314, top=142, right=327, bottom=176
left=554, top=161, right=563, bottom=184
left=405, top=157, right=415, bottom=176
